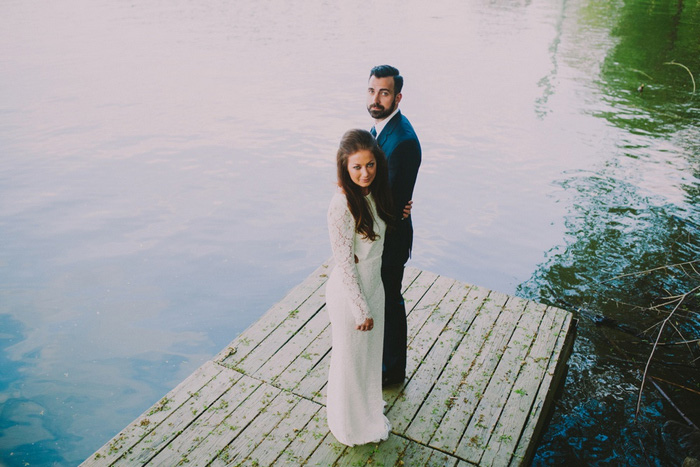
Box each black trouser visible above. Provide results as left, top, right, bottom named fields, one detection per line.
left=381, top=229, right=410, bottom=380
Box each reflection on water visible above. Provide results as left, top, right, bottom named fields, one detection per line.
left=1, top=0, right=698, bottom=465
left=517, top=1, right=700, bottom=465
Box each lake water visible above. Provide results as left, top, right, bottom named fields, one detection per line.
left=1, top=0, right=698, bottom=465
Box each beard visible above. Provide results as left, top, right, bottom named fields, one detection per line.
left=367, top=98, right=397, bottom=120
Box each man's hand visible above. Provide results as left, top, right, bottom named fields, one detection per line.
left=402, top=200, right=413, bottom=220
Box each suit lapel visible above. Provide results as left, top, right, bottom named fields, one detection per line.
left=377, top=111, right=402, bottom=148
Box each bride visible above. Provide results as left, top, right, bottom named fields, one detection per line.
left=325, top=129, right=394, bottom=446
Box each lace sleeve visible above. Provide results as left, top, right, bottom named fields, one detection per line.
left=327, top=193, right=371, bottom=325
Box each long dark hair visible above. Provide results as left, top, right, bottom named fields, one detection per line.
left=336, top=129, right=394, bottom=241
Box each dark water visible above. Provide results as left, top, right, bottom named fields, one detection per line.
left=0, top=0, right=698, bottom=465
left=521, top=1, right=700, bottom=465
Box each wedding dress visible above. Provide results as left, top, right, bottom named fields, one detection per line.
left=325, top=190, right=392, bottom=446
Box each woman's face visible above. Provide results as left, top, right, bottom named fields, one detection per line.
left=346, top=149, right=376, bottom=193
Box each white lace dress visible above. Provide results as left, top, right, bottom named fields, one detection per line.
left=325, top=190, right=391, bottom=446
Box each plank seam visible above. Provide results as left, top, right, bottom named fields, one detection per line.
left=386, top=432, right=477, bottom=466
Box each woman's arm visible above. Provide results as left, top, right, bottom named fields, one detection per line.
left=327, top=194, right=372, bottom=326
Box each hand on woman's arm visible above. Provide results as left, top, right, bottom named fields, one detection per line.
left=402, top=200, right=413, bottom=219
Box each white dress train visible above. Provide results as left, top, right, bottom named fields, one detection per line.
left=325, top=190, right=391, bottom=446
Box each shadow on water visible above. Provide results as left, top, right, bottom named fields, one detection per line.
left=520, top=0, right=700, bottom=465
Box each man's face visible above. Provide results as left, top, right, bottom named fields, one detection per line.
left=366, top=75, right=402, bottom=120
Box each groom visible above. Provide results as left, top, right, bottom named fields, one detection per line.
left=366, top=65, right=422, bottom=387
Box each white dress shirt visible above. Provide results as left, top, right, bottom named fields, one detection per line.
left=372, top=107, right=400, bottom=138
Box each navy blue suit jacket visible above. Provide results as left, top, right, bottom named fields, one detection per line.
left=377, top=111, right=421, bottom=266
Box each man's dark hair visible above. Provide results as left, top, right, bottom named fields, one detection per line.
left=369, top=65, right=403, bottom=95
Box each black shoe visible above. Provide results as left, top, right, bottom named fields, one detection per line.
left=382, top=373, right=405, bottom=388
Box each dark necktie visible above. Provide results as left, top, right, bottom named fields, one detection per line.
left=370, top=126, right=377, bottom=138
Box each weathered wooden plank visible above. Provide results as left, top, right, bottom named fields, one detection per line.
left=303, top=432, right=348, bottom=466
left=233, top=285, right=327, bottom=377
left=386, top=281, right=476, bottom=432
left=179, top=380, right=281, bottom=466
left=81, top=360, right=225, bottom=466
left=406, top=274, right=453, bottom=335
left=242, top=395, right=321, bottom=466
left=425, top=450, right=462, bottom=467
left=364, top=434, right=410, bottom=466
left=381, top=274, right=456, bottom=405
left=430, top=292, right=523, bottom=453
left=479, top=306, right=566, bottom=466
left=381, top=274, right=455, bottom=402
left=215, top=263, right=330, bottom=368
left=146, top=372, right=261, bottom=466
left=255, top=296, right=329, bottom=384
left=293, top=350, right=330, bottom=404
left=275, top=406, right=328, bottom=465
left=404, top=289, right=504, bottom=444
left=403, top=265, right=422, bottom=291
left=456, top=301, right=548, bottom=463
left=403, top=269, right=441, bottom=318
left=207, top=384, right=291, bottom=466
left=399, top=284, right=491, bottom=442
left=397, top=435, right=461, bottom=467
left=407, top=275, right=458, bottom=346
left=509, top=310, right=575, bottom=467
left=273, top=322, right=331, bottom=392
left=457, top=460, right=479, bottom=467
left=118, top=366, right=244, bottom=465
left=335, top=439, right=392, bottom=466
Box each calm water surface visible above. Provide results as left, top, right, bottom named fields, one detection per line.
left=1, top=0, right=698, bottom=465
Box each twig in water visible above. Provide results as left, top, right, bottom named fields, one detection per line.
left=636, top=286, right=700, bottom=419
left=667, top=320, right=695, bottom=356
left=632, top=68, right=654, bottom=81
left=664, top=60, right=696, bottom=95
left=690, top=262, right=700, bottom=276
left=636, top=337, right=700, bottom=347
left=650, top=375, right=700, bottom=397
left=649, top=378, right=699, bottom=430
left=600, top=260, right=700, bottom=284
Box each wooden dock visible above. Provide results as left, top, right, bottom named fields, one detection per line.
left=82, top=263, right=575, bottom=466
